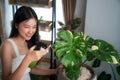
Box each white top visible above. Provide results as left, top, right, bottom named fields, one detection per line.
left=8, top=39, right=31, bottom=80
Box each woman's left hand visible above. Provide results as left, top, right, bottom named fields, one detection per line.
left=55, top=64, right=64, bottom=74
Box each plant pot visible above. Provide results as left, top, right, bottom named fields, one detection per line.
left=77, top=65, right=97, bottom=80
left=57, top=64, right=97, bottom=80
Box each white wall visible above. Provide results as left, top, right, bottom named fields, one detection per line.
left=85, top=0, right=120, bottom=80
left=74, top=0, right=87, bottom=32
left=85, top=0, right=120, bottom=53
left=74, top=0, right=87, bottom=19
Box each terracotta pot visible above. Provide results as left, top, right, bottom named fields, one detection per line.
left=57, top=64, right=97, bottom=80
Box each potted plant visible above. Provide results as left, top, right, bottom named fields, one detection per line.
left=53, top=30, right=120, bottom=80
left=57, top=17, right=81, bottom=31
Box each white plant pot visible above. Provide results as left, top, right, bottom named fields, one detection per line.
left=57, top=65, right=97, bottom=80
left=77, top=65, right=97, bottom=80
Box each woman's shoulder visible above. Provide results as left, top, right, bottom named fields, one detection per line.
left=1, top=38, right=14, bottom=53
left=0, top=38, right=14, bottom=58
left=2, top=39, right=12, bottom=47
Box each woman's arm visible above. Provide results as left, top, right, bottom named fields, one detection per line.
left=30, top=67, right=57, bottom=75
left=30, top=64, right=64, bottom=75
left=1, top=41, right=47, bottom=80
left=1, top=41, right=32, bottom=80
left=1, top=41, right=13, bottom=80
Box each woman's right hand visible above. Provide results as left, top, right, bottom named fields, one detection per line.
left=25, top=46, right=48, bottom=63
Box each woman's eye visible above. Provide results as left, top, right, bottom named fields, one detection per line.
left=23, top=25, right=37, bottom=29
left=33, top=26, right=37, bottom=29
left=24, top=26, right=30, bottom=28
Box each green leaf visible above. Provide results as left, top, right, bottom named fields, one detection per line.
left=55, top=41, right=70, bottom=50
left=56, top=47, right=70, bottom=59
left=29, top=61, right=37, bottom=68
left=75, top=49, right=84, bottom=60
left=86, top=51, right=95, bottom=61
left=90, top=40, right=120, bottom=64
left=57, top=30, right=73, bottom=42
left=57, top=21, right=65, bottom=27
left=85, top=36, right=95, bottom=47
left=73, top=32, right=87, bottom=54
left=61, top=52, right=79, bottom=67
left=65, top=65, right=80, bottom=80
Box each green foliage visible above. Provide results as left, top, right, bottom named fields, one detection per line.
left=54, top=30, right=120, bottom=80
left=71, top=18, right=81, bottom=30
left=29, top=61, right=37, bottom=68
left=57, top=18, right=81, bottom=31
left=65, top=65, right=80, bottom=80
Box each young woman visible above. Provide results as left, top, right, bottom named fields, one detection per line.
left=1, top=6, right=61, bottom=80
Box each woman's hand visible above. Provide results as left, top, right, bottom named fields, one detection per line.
left=25, top=46, right=48, bottom=63
left=55, top=64, right=64, bottom=75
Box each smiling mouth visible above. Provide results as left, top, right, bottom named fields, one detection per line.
left=27, top=35, right=32, bottom=38
left=26, top=34, right=32, bottom=38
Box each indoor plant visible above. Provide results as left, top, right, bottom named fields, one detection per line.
left=53, top=30, right=120, bottom=80
left=57, top=17, right=81, bottom=31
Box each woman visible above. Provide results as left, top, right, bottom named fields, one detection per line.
left=1, top=6, right=61, bottom=80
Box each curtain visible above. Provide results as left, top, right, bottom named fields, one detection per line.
left=0, top=12, right=2, bottom=45
left=0, top=0, right=6, bottom=43
left=62, top=0, right=76, bottom=29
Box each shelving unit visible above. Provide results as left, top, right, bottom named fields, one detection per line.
left=9, top=0, right=57, bottom=80
left=38, top=20, right=52, bottom=32
left=9, top=0, right=52, bottom=8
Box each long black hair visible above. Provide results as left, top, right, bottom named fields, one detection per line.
left=9, top=6, right=40, bottom=48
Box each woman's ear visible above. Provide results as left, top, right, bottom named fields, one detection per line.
left=15, top=23, right=18, bottom=29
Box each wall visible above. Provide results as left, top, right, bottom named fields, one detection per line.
left=85, top=0, right=120, bottom=80
left=74, top=0, right=87, bottom=32
left=85, top=0, right=120, bottom=53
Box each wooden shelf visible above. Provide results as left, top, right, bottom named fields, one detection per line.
left=10, top=20, right=52, bottom=32
left=9, top=0, right=52, bottom=8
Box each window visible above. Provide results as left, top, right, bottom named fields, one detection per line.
left=33, top=0, right=64, bottom=41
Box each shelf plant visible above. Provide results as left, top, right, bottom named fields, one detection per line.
left=53, top=30, right=120, bottom=80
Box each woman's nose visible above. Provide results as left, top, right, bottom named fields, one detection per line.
left=28, top=28, right=34, bottom=34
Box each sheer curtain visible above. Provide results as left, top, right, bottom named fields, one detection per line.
left=0, top=0, right=5, bottom=78
left=62, top=0, right=76, bottom=29
left=0, top=0, right=6, bottom=42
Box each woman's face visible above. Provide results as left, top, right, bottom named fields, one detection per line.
left=17, top=18, right=37, bottom=40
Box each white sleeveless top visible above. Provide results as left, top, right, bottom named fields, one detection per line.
left=8, top=39, right=31, bottom=80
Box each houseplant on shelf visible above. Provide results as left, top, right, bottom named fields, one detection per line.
left=53, top=30, right=120, bottom=80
